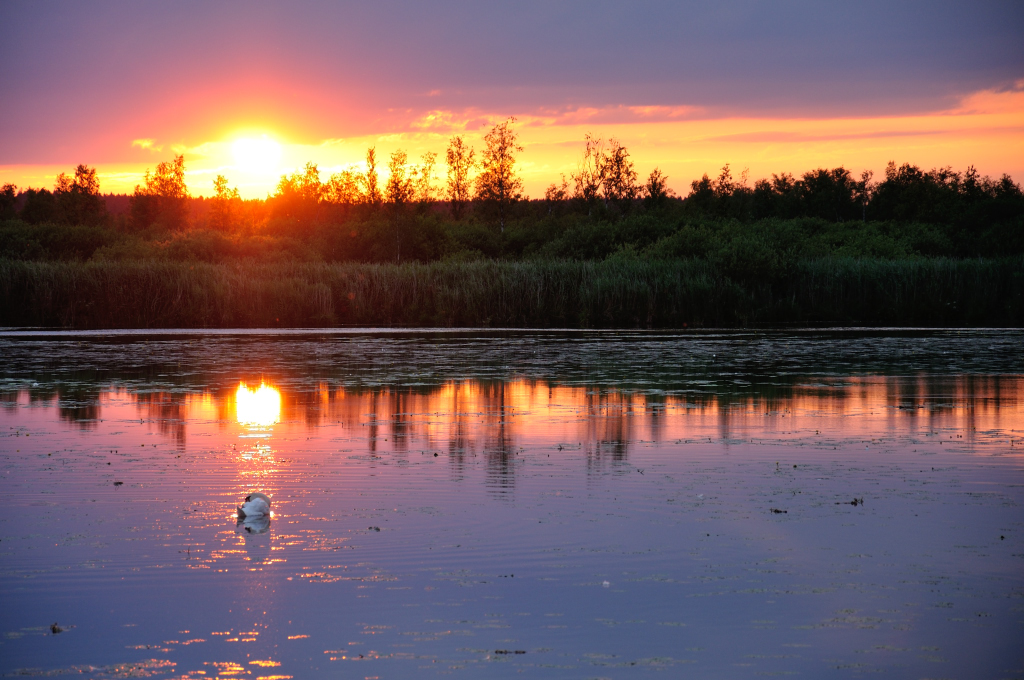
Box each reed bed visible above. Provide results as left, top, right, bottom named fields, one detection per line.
left=0, top=258, right=1020, bottom=328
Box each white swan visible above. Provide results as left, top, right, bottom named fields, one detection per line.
left=237, top=492, right=271, bottom=519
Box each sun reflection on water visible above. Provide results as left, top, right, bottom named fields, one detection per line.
left=236, top=382, right=281, bottom=428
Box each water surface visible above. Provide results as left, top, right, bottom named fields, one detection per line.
left=1, top=329, right=1022, bottom=678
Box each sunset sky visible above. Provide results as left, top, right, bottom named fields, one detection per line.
left=2, top=1, right=1023, bottom=199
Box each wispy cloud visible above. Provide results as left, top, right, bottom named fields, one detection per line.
left=131, top=138, right=162, bottom=152
left=405, top=105, right=708, bottom=133
left=704, top=129, right=947, bottom=144
left=952, top=80, right=1024, bottom=116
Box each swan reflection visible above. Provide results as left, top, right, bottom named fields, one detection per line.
left=236, top=516, right=272, bottom=568
left=237, top=514, right=271, bottom=536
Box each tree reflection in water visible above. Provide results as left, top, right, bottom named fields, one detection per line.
left=7, top=374, right=1021, bottom=492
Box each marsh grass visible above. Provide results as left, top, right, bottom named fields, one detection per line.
left=1, top=257, right=1020, bottom=328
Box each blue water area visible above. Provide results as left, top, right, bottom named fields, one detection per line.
left=1, top=329, right=1022, bottom=678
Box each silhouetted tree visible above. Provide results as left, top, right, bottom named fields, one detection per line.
left=385, top=150, right=416, bottom=205
left=272, top=162, right=323, bottom=226
left=872, top=161, right=961, bottom=224
left=687, top=172, right=717, bottom=215
left=683, top=164, right=757, bottom=219
left=751, top=179, right=774, bottom=219
left=475, top=118, right=523, bottom=233
left=769, top=172, right=801, bottom=218
left=209, top=175, right=241, bottom=231
left=643, top=168, right=673, bottom=209
left=601, top=139, right=639, bottom=212
left=799, top=167, right=857, bottom=221
left=572, top=133, right=604, bottom=214
left=362, top=148, right=383, bottom=207
left=39, top=165, right=105, bottom=225
left=130, top=155, right=189, bottom=231
left=280, top=162, right=324, bottom=202
left=1, top=183, right=19, bottom=220
left=715, top=163, right=737, bottom=196
left=386, top=150, right=417, bottom=261
left=863, top=161, right=1023, bottom=253
left=856, top=170, right=875, bottom=222
left=325, top=169, right=364, bottom=205
left=18, top=189, right=58, bottom=223
left=544, top=174, right=569, bottom=214
left=445, top=135, right=475, bottom=219
left=417, top=151, right=438, bottom=205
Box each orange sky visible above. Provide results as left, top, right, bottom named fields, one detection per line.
left=2, top=82, right=1022, bottom=200
left=2, top=2, right=1022, bottom=200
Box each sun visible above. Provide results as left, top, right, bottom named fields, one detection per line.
left=232, top=135, right=282, bottom=175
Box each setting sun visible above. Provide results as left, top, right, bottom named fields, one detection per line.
left=232, top=136, right=282, bottom=175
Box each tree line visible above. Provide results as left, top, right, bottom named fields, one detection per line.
left=2, top=117, right=1022, bottom=263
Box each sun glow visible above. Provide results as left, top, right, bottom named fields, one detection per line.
left=232, top=136, right=282, bottom=175
left=1, top=84, right=1021, bottom=200
left=236, top=382, right=281, bottom=427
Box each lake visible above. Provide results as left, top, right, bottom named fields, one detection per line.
left=1, top=329, right=1022, bottom=679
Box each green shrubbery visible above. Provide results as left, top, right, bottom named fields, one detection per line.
left=0, top=212, right=1005, bottom=267
left=3, top=145, right=1021, bottom=327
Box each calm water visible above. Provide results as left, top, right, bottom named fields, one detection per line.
left=1, top=329, right=1022, bottom=679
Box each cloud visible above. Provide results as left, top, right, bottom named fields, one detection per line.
left=703, top=129, right=947, bottom=144
left=131, top=138, right=161, bottom=152
left=404, top=104, right=708, bottom=135
left=408, top=110, right=503, bottom=133
left=182, top=141, right=218, bottom=158
left=3, top=79, right=1023, bottom=200
left=952, top=80, right=1024, bottom=115
left=3, top=1, right=1022, bottom=167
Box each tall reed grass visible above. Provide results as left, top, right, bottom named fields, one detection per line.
left=0, top=258, right=1020, bottom=328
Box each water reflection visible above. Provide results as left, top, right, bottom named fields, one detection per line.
left=7, top=375, right=1022, bottom=477
left=238, top=515, right=271, bottom=536
left=235, top=382, right=281, bottom=428
left=3, top=336, right=1024, bottom=679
